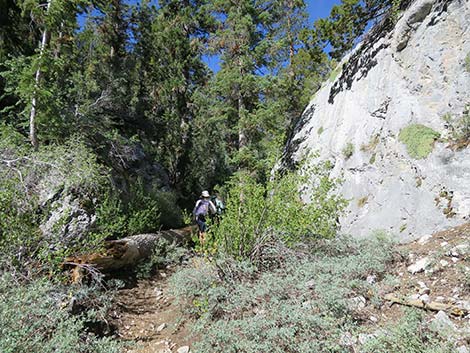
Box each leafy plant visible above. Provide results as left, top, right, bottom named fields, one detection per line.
left=208, top=161, right=347, bottom=260
left=465, top=52, right=470, bottom=73
left=342, top=142, right=355, bottom=159
left=362, top=309, right=453, bottom=353
left=398, top=124, right=440, bottom=159
left=0, top=274, right=122, bottom=353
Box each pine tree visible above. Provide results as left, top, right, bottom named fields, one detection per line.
left=208, top=0, right=274, bottom=172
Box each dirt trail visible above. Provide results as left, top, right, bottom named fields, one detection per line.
left=111, top=269, right=193, bottom=353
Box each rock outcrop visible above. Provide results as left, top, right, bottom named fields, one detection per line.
left=284, top=0, right=470, bottom=241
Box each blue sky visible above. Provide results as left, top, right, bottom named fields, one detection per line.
left=205, top=0, right=343, bottom=71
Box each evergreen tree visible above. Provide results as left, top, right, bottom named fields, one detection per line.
left=208, top=0, right=274, bottom=173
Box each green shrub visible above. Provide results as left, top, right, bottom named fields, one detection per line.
left=398, top=124, right=440, bottom=159
left=126, top=179, right=160, bottom=235
left=136, top=237, right=189, bottom=279
left=342, top=142, right=355, bottom=159
left=362, top=309, right=453, bottom=353
left=170, top=235, right=397, bottom=353
left=208, top=162, right=346, bottom=260
left=154, top=190, right=183, bottom=228
left=0, top=274, right=122, bottom=353
left=465, top=52, right=470, bottom=73
left=317, top=126, right=324, bottom=135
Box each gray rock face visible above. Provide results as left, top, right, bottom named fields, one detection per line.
left=285, top=0, right=470, bottom=241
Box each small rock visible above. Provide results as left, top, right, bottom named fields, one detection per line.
left=348, top=296, right=366, bottom=310
left=452, top=257, right=459, bottom=263
left=439, top=259, right=449, bottom=267
left=419, top=294, right=430, bottom=303
left=407, top=257, right=431, bottom=274
left=305, top=279, right=316, bottom=289
left=456, top=300, right=470, bottom=311
left=419, top=287, right=431, bottom=295
left=431, top=310, right=456, bottom=333
left=457, top=346, right=469, bottom=353
left=435, top=296, right=445, bottom=302
left=440, top=241, right=449, bottom=247
left=157, top=323, right=166, bottom=332
left=160, top=272, right=167, bottom=278
left=417, top=281, right=427, bottom=288
left=409, top=293, right=421, bottom=300
left=177, top=346, right=190, bottom=353
left=369, top=316, right=378, bottom=322
left=366, top=275, right=377, bottom=285
left=418, top=234, right=432, bottom=244
left=450, top=244, right=469, bottom=257
left=358, top=333, right=376, bottom=345
left=339, top=332, right=357, bottom=347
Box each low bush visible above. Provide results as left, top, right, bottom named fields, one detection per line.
left=170, top=234, right=398, bottom=353
left=398, top=124, right=440, bottom=159
left=0, top=273, right=122, bottom=353
left=362, top=309, right=453, bottom=353
left=342, top=142, right=354, bottom=159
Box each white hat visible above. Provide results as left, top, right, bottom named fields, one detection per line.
left=201, top=190, right=210, bottom=198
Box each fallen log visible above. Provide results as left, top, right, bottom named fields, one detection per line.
left=65, top=226, right=196, bottom=282
left=383, top=293, right=468, bottom=317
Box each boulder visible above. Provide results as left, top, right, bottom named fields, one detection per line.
left=282, top=0, right=470, bottom=242
left=407, top=257, right=431, bottom=274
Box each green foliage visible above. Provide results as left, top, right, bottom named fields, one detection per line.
left=92, top=190, right=127, bottom=239
left=465, top=52, right=470, bottom=73
left=154, top=191, right=183, bottom=229
left=136, top=237, right=189, bottom=279
left=315, top=0, right=403, bottom=59
left=170, top=235, right=397, bottom=353
left=0, top=135, right=108, bottom=268
left=209, top=161, right=347, bottom=259
left=317, top=126, right=325, bottom=135
left=126, top=180, right=160, bottom=235
left=342, top=142, right=355, bottom=159
left=0, top=273, right=122, bottom=353
left=398, top=124, right=440, bottom=159
left=362, top=309, right=453, bottom=353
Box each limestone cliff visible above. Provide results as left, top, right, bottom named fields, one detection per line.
left=284, top=0, right=470, bottom=241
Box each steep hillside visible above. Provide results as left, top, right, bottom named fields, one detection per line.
left=284, top=0, right=470, bottom=241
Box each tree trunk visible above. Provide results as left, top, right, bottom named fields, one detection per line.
left=384, top=293, right=468, bottom=317
left=29, top=0, right=52, bottom=150
left=64, top=227, right=195, bottom=283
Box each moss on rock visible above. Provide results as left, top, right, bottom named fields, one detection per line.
left=398, top=124, right=440, bottom=159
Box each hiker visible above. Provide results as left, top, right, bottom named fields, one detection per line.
left=211, top=190, right=225, bottom=224
left=193, top=190, right=216, bottom=245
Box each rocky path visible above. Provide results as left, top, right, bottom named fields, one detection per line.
left=110, top=269, right=193, bottom=353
